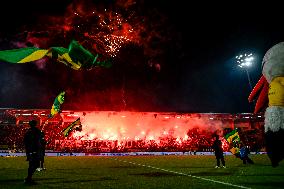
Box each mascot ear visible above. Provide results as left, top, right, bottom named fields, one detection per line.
left=248, top=75, right=269, bottom=113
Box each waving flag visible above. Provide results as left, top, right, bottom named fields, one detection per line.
left=0, top=40, right=111, bottom=70
left=0, top=48, right=49, bottom=63
left=62, top=118, right=82, bottom=137
left=225, top=128, right=241, bottom=156
left=224, top=128, right=240, bottom=144
left=229, top=146, right=240, bottom=155
left=50, top=91, right=65, bottom=118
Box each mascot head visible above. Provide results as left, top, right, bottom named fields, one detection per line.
left=262, top=42, right=284, bottom=83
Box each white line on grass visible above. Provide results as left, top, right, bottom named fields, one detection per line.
left=112, top=158, right=251, bottom=189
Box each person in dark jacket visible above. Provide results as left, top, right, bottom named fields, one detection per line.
left=24, top=120, right=43, bottom=184
left=37, top=131, right=46, bottom=171
left=238, top=142, right=254, bottom=164
left=212, top=135, right=226, bottom=168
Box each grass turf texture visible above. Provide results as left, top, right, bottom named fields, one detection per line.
left=0, top=154, right=283, bottom=189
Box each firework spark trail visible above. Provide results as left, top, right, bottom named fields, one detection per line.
left=9, top=1, right=143, bottom=62
left=42, top=1, right=143, bottom=58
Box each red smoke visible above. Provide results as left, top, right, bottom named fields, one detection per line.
left=63, top=111, right=223, bottom=142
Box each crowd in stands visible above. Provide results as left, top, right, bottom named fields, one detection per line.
left=0, top=122, right=265, bottom=153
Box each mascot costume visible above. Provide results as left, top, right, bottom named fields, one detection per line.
left=248, top=42, right=284, bottom=167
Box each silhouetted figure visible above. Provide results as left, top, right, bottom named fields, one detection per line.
left=37, top=131, right=46, bottom=171
left=212, top=135, right=226, bottom=168
left=24, top=120, right=43, bottom=184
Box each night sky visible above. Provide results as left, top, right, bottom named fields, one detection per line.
left=0, top=0, right=283, bottom=113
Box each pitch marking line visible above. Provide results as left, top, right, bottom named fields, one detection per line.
left=112, top=158, right=251, bottom=189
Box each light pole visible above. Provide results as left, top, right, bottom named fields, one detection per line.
left=236, top=53, right=254, bottom=91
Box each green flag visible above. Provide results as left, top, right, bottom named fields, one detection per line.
left=62, top=118, right=82, bottom=137
left=225, top=128, right=241, bottom=155
left=0, top=47, right=49, bottom=63
left=224, top=128, right=240, bottom=144
left=50, top=91, right=65, bottom=118
left=0, top=40, right=111, bottom=70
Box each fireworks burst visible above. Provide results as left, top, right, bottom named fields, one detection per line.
left=64, top=7, right=139, bottom=57
left=21, top=1, right=143, bottom=60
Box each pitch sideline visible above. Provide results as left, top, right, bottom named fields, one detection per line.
left=112, top=158, right=251, bottom=189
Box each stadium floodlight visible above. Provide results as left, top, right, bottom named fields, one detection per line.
left=236, top=53, right=254, bottom=68
left=236, top=53, right=254, bottom=90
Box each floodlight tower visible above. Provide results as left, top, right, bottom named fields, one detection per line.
left=236, top=53, right=254, bottom=91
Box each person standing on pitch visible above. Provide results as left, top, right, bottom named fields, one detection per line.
left=24, top=120, right=43, bottom=184
left=37, top=131, right=47, bottom=171
left=212, top=135, right=226, bottom=168
left=239, top=142, right=254, bottom=165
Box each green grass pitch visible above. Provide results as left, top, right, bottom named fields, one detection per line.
left=0, top=154, right=283, bottom=189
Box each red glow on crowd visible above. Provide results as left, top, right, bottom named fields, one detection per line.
left=70, top=111, right=222, bottom=142
left=0, top=109, right=264, bottom=153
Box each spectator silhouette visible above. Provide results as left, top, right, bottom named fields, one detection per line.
left=24, top=120, right=43, bottom=184
left=212, top=135, right=226, bottom=168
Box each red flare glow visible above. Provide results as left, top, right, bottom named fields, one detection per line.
left=54, top=111, right=224, bottom=152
